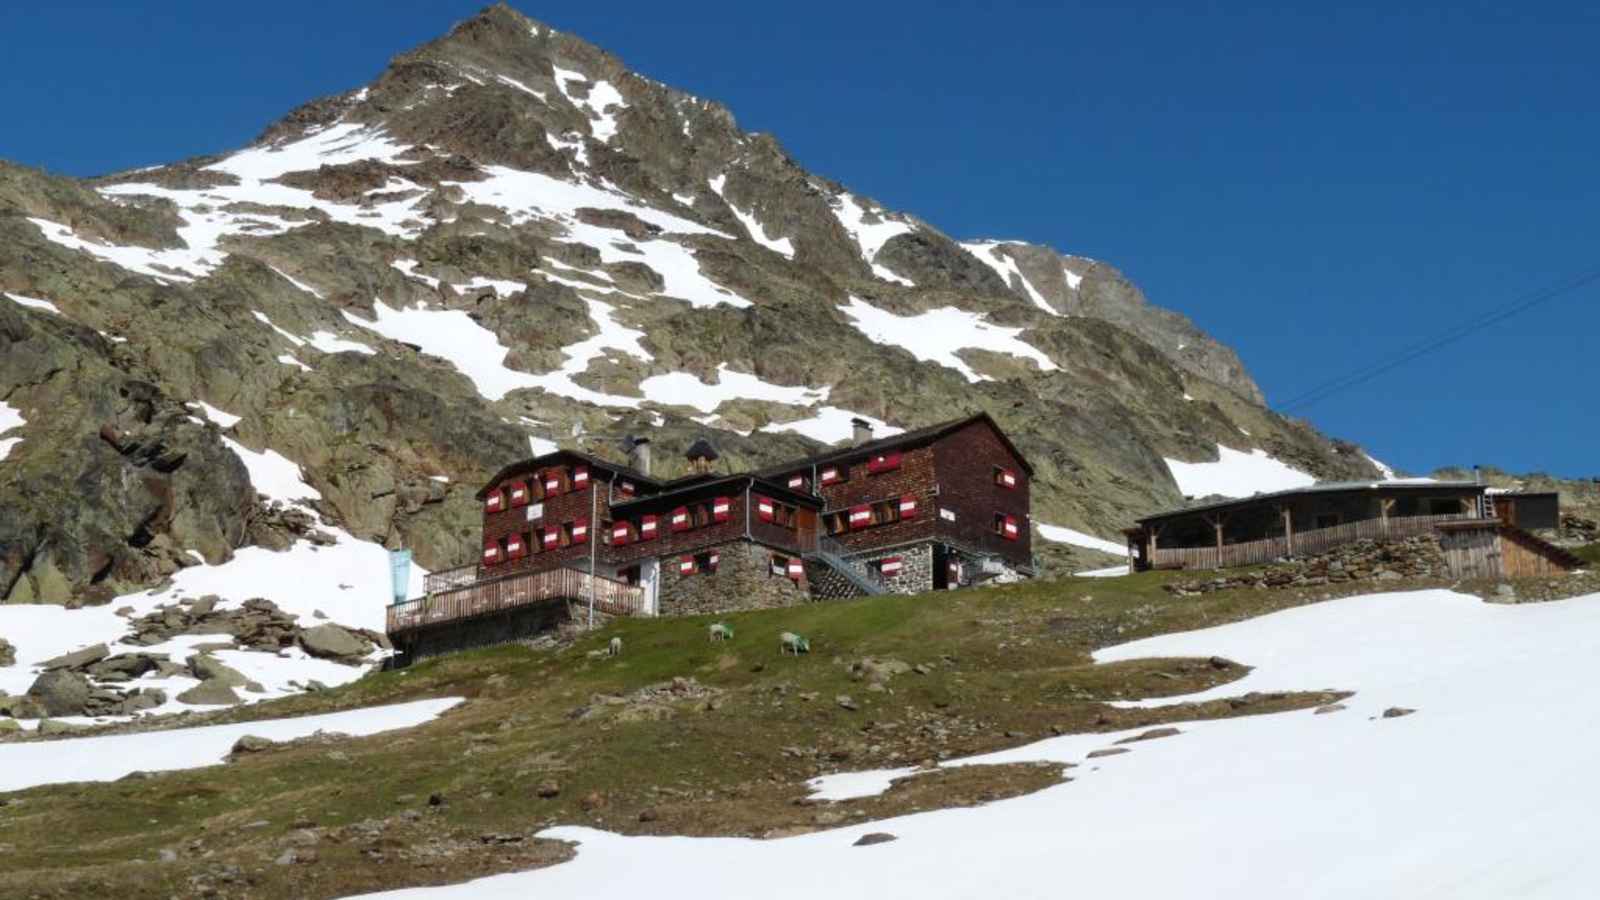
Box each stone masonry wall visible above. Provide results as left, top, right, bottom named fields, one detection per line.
left=657, top=540, right=812, bottom=616
left=854, top=542, right=935, bottom=594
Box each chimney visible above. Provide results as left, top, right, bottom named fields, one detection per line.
left=850, top=417, right=873, bottom=447
left=628, top=436, right=651, bottom=476
left=1473, top=465, right=1482, bottom=485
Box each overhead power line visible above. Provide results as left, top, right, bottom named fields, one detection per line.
left=1275, top=264, right=1600, bottom=414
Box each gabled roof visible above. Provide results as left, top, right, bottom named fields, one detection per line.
left=1135, top=480, right=1487, bottom=526
left=757, top=412, right=1034, bottom=478
left=475, top=449, right=660, bottom=500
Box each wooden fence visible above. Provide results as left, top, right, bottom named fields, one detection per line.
left=389, top=566, right=647, bottom=634
left=1150, top=513, right=1478, bottom=571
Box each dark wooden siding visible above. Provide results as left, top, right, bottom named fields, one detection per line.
left=931, top=419, right=1032, bottom=566
left=813, top=444, right=939, bottom=554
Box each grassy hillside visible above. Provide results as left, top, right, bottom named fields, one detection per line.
left=0, top=571, right=1396, bottom=898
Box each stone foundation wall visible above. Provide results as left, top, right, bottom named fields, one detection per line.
left=852, top=543, right=935, bottom=594
left=389, top=598, right=571, bottom=666
left=657, top=541, right=812, bottom=616
left=1165, top=536, right=1447, bottom=597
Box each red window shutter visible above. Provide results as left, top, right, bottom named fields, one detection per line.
left=619, top=480, right=636, bottom=497
left=573, top=465, right=589, bottom=488
left=786, top=558, right=804, bottom=580
left=712, top=496, right=732, bottom=523
left=787, top=474, right=807, bottom=490
left=1003, top=514, right=1020, bottom=540
left=482, top=539, right=501, bottom=565
left=820, top=466, right=841, bottom=485
left=572, top=517, right=589, bottom=544
left=543, top=471, right=562, bottom=495
left=484, top=489, right=504, bottom=513
left=868, top=450, right=902, bottom=474
left=670, top=506, right=691, bottom=532
left=612, top=522, right=631, bottom=545
left=506, top=533, right=526, bottom=559
left=640, top=514, right=658, bottom=539
left=542, top=527, right=560, bottom=548
left=898, top=495, right=918, bottom=518
left=506, top=481, right=529, bottom=507
left=998, top=467, right=1018, bottom=489
left=879, top=556, right=903, bottom=576
left=678, top=555, right=697, bottom=575
left=707, top=551, right=720, bottom=571
left=756, top=495, right=776, bottom=522
left=848, top=504, right=873, bottom=530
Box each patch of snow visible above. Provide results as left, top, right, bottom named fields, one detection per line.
left=806, top=767, right=919, bottom=802
left=277, top=353, right=312, bottom=372
left=304, top=330, right=377, bottom=356
left=1183, top=393, right=1194, bottom=402
left=1036, top=524, right=1125, bottom=556
left=90, top=124, right=426, bottom=282
left=0, top=401, right=24, bottom=462
left=189, top=402, right=242, bottom=429
left=760, top=408, right=902, bottom=445
left=223, top=436, right=321, bottom=504
left=639, top=364, right=828, bottom=414
left=358, top=590, right=1600, bottom=899
left=1075, top=565, right=1130, bottom=578
left=1164, top=445, right=1316, bottom=499
left=4, top=292, right=63, bottom=315
left=0, top=698, right=462, bottom=792
left=529, top=435, right=560, bottom=456
left=838, top=296, right=1058, bottom=383
left=495, top=73, right=548, bottom=102
left=1062, top=265, right=1083, bottom=290
left=1365, top=453, right=1399, bottom=480
left=962, top=241, right=1058, bottom=316
left=267, top=265, right=325, bottom=299
left=831, top=193, right=915, bottom=286
left=710, top=175, right=795, bottom=259
left=551, top=66, right=626, bottom=143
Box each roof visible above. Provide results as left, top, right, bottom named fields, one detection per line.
left=475, top=449, right=660, bottom=500
left=685, top=437, right=720, bottom=461
left=1136, top=480, right=1488, bottom=525
left=756, top=412, right=1034, bottom=478
left=610, top=474, right=820, bottom=511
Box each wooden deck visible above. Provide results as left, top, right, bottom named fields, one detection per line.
left=1150, top=513, right=1477, bottom=571
left=389, top=565, right=647, bottom=635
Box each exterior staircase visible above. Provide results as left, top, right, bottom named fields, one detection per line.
left=805, top=536, right=886, bottom=596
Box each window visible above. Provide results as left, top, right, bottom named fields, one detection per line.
left=770, top=554, right=789, bottom=577
left=571, top=517, right=590, bottom=544
left=897, top=495, right=919, bottom=519
left=542, top=469, right=565, bottom=496
left=825, top=512, right=849, bottom=535
left=867, top=451, right=902, bottom=474
left=993, top=513, right=1021, bottom=540
left=712, top=496, right=733, bottom=523
left=541, top=526, right=561, bottom=550
left=677, top=554, right=698, bottom=575
left=994, top=466, right=1020, bottom=489
left=847, top=504, right=873, bottom=530
left=484, top=488, right=505, bottom=513
left=771, top=554, right=803, bottom=581
left=786, top=473, right=809, bottom=491
left=482, top=538, right=503, bottom=565
left=1429, top=498, right=1463, bottom=516
left=696, top=550, right=720, bottom=574
left=572, top=465, right=590, bottom=489
left=506, top=532, right=528, bottom=559
left=639, top=514, right=659, bottom=539
left=599, top=519, right=613, bottom=545
left=618, top=564, right=642, bottom=586
left=618, top=480, right=636, bottom=498
left=771, top=502, right=798, bottom=529
left=669, top=506, right=691, bottom=532
left=507, top=481, right=531, bottom=507
left=611, top=520, right=633, bottom=545
left=877, top=556, right=904, bottom=577
left=820, top=465, right=844, bottom=486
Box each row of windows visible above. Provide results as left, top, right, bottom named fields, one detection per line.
left=783, top=456, right=1023, bottom=493
left=483, top=466, right=591, bottom=512
left=611, top=496, right=801, bottom=545
left=481, top=518, right=592, bottom=565
left=823, top=495, right=920, bottom=535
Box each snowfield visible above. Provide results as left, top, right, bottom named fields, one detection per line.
left=0, top=698, right=462, bottom=792
left=1036, top=523, right=1125, bottom=555
left=838, top=296, right=1058, bottom=383
left=0, top=400, right=25, bottom=462
left=349, top=589, right=1600, bottom=899
left=961, top=241, right=1058, bottom=316
left=1164, top=443, right=1316, bottom=498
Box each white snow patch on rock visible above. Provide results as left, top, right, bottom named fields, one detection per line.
left=0, top=401, right=24, bottom=462
left=831, top=193, right=915, bottom=285
left=188, top=402, right=242, bottom=429
left=551, top=66, right=627, bottom=143
left=760, top=408, right=902, bottom=445
left=639, top=364, right=828, bottom=413
left=1164, top=445, right=1316, bottom=499
left=710, top=175, right=795, bottom=259
left=962, top=241, right=1058, bottom=316
left=838, top=296, right=1058, bottom=383
left=4, top=292, right=63, bottom=315
left=1037, top=524, right=1125, bottom=556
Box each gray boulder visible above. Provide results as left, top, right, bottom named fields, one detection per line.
left=120, top=688, right=167, bottom=713
left=0, top=637, right=15, bottom=667
left=40, top=643, right=109, bottom=671
left=232, top=734, right=276, bottom=754
left=27, top=669, right=93, bottom=717
left=38, top=719, right=89, bottom=735
left=188, top=653, right=250, bottom=687
left=176, top=681, right=241, bottom=706
left=299, top=624, right=372, bottom=662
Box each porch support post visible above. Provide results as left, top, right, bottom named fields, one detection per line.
left=1380, top=498, right=1395, bottom=535
left=1280, top=505, right=1294, bottom=557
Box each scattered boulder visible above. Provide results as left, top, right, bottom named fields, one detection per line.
left=0, top=718, right=20, bottom=734
left=28, top=669, right=93, bottom=717
left=1086, top=747, right=1130, bottom=759
left=39, top=643, right=108, bottom=672
left=177, top=681, right=241, bottom=706
left=232, top=734, right=276, bottom=754
left=0, top=637, right=14, bottom=667
left=535, top=782, right=561, bottom=799
left=38, top=719, right=89, bottom=736
left=188, top=653, right=250, bottom=687
left=1115, top=726, right=1181, bottom=744
left=188, top=595, right=218, bottom=617
left=299, top=624, right=372, bottom=662
left=1314, top=703, right=1347, bottom=715
left=836, top=695, right=858, bottom=711
left=1381, top=706, right=1416, bottom=719
left=853, top=832, right=898, bottom=846
left=86, top=653, right=165, bottom=680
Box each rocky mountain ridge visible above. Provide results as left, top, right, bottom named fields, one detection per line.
left=0, top=3, right=1382, bottom=605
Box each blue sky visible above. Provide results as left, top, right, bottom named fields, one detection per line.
left=5, top=2, right=1596, bottom=478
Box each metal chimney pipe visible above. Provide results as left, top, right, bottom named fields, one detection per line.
left=850, top=417, right=873, bottom=447
left=630, top=437, right=652, bottom=476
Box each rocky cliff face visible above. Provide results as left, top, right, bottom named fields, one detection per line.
left=0, top=4, right=1382, bottom=602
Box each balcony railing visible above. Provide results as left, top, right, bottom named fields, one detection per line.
left=1149, top=512, right=1481, bottom=571
left=389, top=566, right=647, bottom=634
